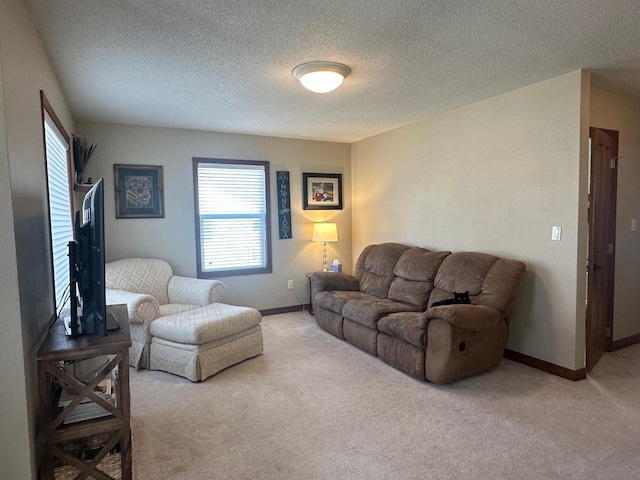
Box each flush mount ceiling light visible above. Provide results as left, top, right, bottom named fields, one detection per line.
left=292, top=61, right=351, bottom=94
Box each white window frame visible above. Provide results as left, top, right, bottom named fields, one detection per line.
left=41, top=92, right=74, bottom=317
left=193, top=158, right=272, bottom=278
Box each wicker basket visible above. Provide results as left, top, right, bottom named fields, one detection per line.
left=54, top=452, right=121, bottom=480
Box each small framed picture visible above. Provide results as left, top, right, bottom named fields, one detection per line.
left=114, top=164, right=164, bottom=218
left=303, top=173, right=343, bottom=210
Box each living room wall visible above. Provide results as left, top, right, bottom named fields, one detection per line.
left=77, top=122, right=352, bottom=311
left=351, top=71, right=590, bottom=371
left=1, top=0, right=75, bottom=477
left=590, top=88, right=640, bottom=343
left=0, top=64, right=31, bottom=480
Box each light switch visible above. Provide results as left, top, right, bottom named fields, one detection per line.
left=552, top=226, right=562, bottom=241
left=632, top=219, right=637, bottom=232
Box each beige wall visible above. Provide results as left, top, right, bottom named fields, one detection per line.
left=590, top=88, right=640, bottom=342
left=1, top=0, right=75, bottom=477
left=77, top=122, right=352, bottom=310
left=352, top=71, right=589, bottom=370
left=0, top=45, right=32, bottom=480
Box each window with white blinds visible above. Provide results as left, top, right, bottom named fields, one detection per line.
left=43, top=106, right=73, bottom=316
left=193, top=158, right=272, bottom=277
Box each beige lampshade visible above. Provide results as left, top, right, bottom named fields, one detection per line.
left=312, top=222, right=338, bottom=242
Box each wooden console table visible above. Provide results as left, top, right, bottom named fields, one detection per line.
left=37, top=304, right=132, bottom=480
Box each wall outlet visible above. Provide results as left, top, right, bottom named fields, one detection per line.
left=287, top=280, right=293, bottom=290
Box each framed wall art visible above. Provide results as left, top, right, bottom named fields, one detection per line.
left=114, top=164, right=164, bottom=218
left=303, top=173, right=343, bottom=210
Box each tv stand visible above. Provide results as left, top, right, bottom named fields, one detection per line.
left=38, top=304, right=132, bottom=480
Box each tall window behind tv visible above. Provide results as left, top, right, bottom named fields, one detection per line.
left=42, top=92, right=74, bottom=320
left=71, top=179, right=107, bottom=336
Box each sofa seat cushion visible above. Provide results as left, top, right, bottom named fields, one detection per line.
left=150, top=303, right=262, bottom=345
left=342, top=298, right=419, bottom=329
left=378, top=312, right=428, bottom=349
left=158, top=303, right=200, bottom=317
left=315, top=290, right=374, bottom=315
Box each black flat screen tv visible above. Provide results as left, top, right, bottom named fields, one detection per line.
left=68, top=178, right=107, bottom=337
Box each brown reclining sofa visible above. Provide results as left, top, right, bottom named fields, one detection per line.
left=310, top=243, right=526, bottom=384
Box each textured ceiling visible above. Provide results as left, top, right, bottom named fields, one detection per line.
left=25, top=0, right=640, bottom=143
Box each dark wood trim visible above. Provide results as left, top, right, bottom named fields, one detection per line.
left=40, top=91, right=71, bottom=144
left=503, top=349, right=587, bottom=381
left=260, top=304, right=311, bottom=316
left=611, top=333, right=640, bottom=351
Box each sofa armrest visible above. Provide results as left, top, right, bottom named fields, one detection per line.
left=310, top=272, right=360, bottom=307
left=106, top=288, right=159, bottom=325
left=426, top=304, right=502, bottom=331
left=168, top=276, right=226, bottom=306
left=310, top=272, right=360, bottom=312
left=310, top=271, right=359, bottom=292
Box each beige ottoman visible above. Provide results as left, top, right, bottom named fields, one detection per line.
left=149, top=303, right=263, bottom=382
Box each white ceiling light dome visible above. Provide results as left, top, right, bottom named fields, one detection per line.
left=292, top=61, right=351, bottom=94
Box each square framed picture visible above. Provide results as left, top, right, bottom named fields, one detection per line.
left=114, top=164, right=164, bottom=218
left=303, top=173, right=343, bottom=210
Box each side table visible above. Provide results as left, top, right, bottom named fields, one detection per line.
left=37, top=304, right=132, bottom=480
left=306, top=273, right=315, bottom=315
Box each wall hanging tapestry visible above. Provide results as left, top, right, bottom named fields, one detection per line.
left=277, top=171, right=292, bottom=239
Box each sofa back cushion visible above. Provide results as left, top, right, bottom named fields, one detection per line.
left=105, top=258, right=173, bottom=305
left=355, top=243, right=410, bottom=298
left=388, top=248, right=451, bottom=309
left=430, top=252, right=526, bottom=319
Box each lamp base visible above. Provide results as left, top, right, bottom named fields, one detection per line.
left=322, top=242, right=329, bottom=272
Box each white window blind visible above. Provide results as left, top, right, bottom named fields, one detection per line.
left=194, top=159, right=271, bottom=276
left=44, top=112, right=73, bottom=315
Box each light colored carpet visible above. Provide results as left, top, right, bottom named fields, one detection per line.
left=130, top=312, right=640, bottom=479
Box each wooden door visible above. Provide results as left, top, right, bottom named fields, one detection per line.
left=586, top=127, right=618, bottom=371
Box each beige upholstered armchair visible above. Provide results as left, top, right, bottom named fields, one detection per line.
left=105, top=258, right=226, bottom=368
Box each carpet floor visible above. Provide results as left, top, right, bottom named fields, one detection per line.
left=130, top=311, right=640, bottom=479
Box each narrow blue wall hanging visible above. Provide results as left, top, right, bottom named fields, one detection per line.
left=277, top=171, right=292, bottom=239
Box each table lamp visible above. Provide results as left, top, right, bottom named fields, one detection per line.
left=312, top=222, right=338, bottom=271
